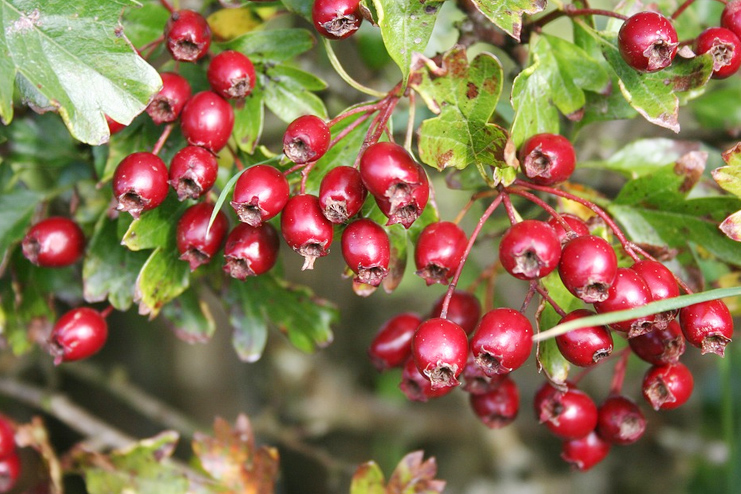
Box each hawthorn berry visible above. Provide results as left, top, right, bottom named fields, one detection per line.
left=593, top=267, right=654, bottom=337
left=695, top=27, right=741, bottom=79
left=369, top=312, right=421, bottom=371
left=629, top=320, right=685, bottom=365
left=414, top=221, right=467, bottom=285
left=469, top=376, right=520, bottom=429
left=0, top=417, right=14, bottom=460
left=169, top=146, right=219, bottom=201
left=559, top=235, right=618, bottom=303
left=231, top=165, right=290, bottom=227
left=430, top=290, right=481, bottom=336
left=341, top=218, right=390, bottom=287
left=223, top=223, right=280, bottom=279
left=164, top=9, right=211, bottom=62
left=547, top=213, right=590, bottom=246
left=642, top=362, right=694, bottom=410
left=631, top=259, right=680, bottom=328
left=176, top=203, right=229, bottom=271
left=534, top=382, right=598, bottom=439
left=49, top=307, right=108, bottom=365
left=519, top=133, right=576, bottom=185
left=618, top=11, right=678, bottom=72
left=0, top=452, right=20, bottom=493
left=112, top=152, right=169, bottom=219
left=318, top=166, right=367, bottom=223
left=412, top=318, right=469, bottom=390
left=22, top=217, right=85, bottom=268
left=679, top=300, right=734, bottom=356
left=470, top=308, right=533, bottom=376
left=561, top=432, right=611, bottom=471
left=281, top=194, right=334, bottom=270
left=180, top=91, right=234, bottom=153
left=399, top=356, right=454, bottom=402
left=721, top=0, right=741, bottom=39
left=283, top=115, right=331, bottom=164
left=312, top=0, right=363, bottom=40
left=207, top=50, right=256, bottom=99
left=499, top=220, right=561, bottom=280
left=146, top=72, right=192, bottom=124
left=555, top=309, right=613, bottom=367
left=596, top=396, right=646, bottom=445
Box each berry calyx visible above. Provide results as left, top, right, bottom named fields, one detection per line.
left=283, top=115, right=332, bottom=164
left=48, top=307, right=108, bottom=365
left=559, top=235, right=618, bottom=303
left=555, top=309, right=613, bottom=367
left=593, top=267, right=654, bottom=337
left=629, top=320, right=685, bottom=365
left=470, top=308, right=533, bottom=376
left=223, top=223, right=280, bottom=279
left=561, top=432, right=611, bottom=471
left=231, top=165, right=290, bottom=227
left=414, top=221, right=468, bottom=285
left=642, top=362, right=694, bottom=410
left=176, top=203, right=229, bottom=271
left=618, top=12, right=678, bottom=72
left=499, top=220, right=561, bottom=280
left=112, top=152, right=169, bottom=219
left=469, top=376, right=520, bottom=429
left=312, top=0, right=363, bottom=40
left=341, top=218, right=390, bottom=287
left=147, top=72, right=192, bottom=124
left=596, top=396, right=646, bottom=445
left=679, top=300, right=734, bottom=356
left=694, top=27, right=741, bottom=80
left=412, top=318, right=469, bottom=390
left=207, top=50, right=256, bottom=99
left=281, top=194, right=334, bottom=270
left=399, top=356, right=455, bottom=402
left=430, top=290, right=481, bottom=336
left=179, top=91, right=234, bottom=153
left=547, top=213, right=590, bottom=246
left=164, top=9, right=211, bottom=62
left=534, top=383, right=598, bottom=439
left=318, top=166, right=367, bottom=224
left=369, top=312, right=421, bottom=371
left=169, top=146, right=219, bottom=201
left=22, top=217, right=85, bottom=268
left=519, top=133, right=577, bottom=185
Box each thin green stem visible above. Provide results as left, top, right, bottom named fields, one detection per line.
left=322, top=38, right=386, bottom=98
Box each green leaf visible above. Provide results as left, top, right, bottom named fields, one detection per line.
left=0, top=0, right=162, bottom=144
left=134, top=245, right=191, bottom=319
left=371, top=0, right=443, bottom=83
left=220, top=28, right=316, bottom=63
left=280, top=0, right=312, bottom=21
left=122, top=193, right=189, bottom=251
left=161, top=287, right=216, bottom=344
left=350, top=462, right=386, bottom=494
left=263, top=64, right=327, bottom=123
left=715, top=143, right=741, bottom=198
left=226, top=280, right=270, bottom=362
left=690, top=79, right=741, bottom=130
left=468, top=0, right=545, bottom=40
left=2, top=113, right=83, bottom=171
left=121, top=2, right=170, bottom=49
left=381, top=223, right=408, bottom=294
left=233, top=88, right=264, bottom=154
left=0, top=188, right=42, bottom=261
left=510, top=53, right=559, bottom=147
left=580, top=138, right=703, bottom=178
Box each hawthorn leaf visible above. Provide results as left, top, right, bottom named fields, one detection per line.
left=510, top=53, right=559, bottom=147
left=469, top=0, right=545, bottom=40
left=691, top=81, right=741, bottom=130
left=382, top=223, right=408, bottom=294
left=0, top=0, right=162, bottom=144
left=263, top=65, right=327, bottom=122
left=280, top=0, right=312, bottom=21
left=122, top=193, right=189, bottom=251
left=715, top=143, right=741, bottom=198
left=226, top=280, right=270, bottom=362
left=134, top=244, right=191, bottom=319
left=161, top=287, right=216, bottom=344
left=220, top=28, right=316, bottom=63
left=121, top=1, right=170, bottom=49
left=233, top=87, right=264, bottom=153
left=0, top=188, right=42, bottom=262
left=580, top=138, right=703, bottom=179
left=350, top=462, right=386, bottom=494
left=387, top=451, right=446, bottom=493
left=720, top=210, right=741, bottom=241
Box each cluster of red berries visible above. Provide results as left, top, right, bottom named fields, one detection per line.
left=0, top=416, right=19, bottom=492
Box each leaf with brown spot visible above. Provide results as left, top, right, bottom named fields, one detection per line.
left=714, top=143, right=741, bottom=198
left=469, top=0, right=545, bottom=40
left=386, top=451, right=445, bottom=494
left=720, top=210, right=741, bottom=241
left=350, top=461, right=386, bottom=494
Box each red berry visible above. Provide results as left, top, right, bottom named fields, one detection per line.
left=596, top=396, right=646, bottom=445
left=231, top=165, right=290, bottom=227
left=341, top=218, right=390, bottom=287
left=519, top=133, right=576, bottom=185
left=318, top=166, right=367, bottom=224
left=555, top=309, right=613, bottom=367
left=22, top=217, right=85, bottom=268
left=430, top=290, right=481, bottom=336
left=412, top=318, right=468, bottom=390
left=207, top=50, right=256, bottom=99
left=593, top=268, right=654, bottom=337
left=618, top=12, right=678, bottom=72
left=223, top=223, right=280, bottom=279
left=106, top=115, right=126, bottom=135
left=312, top=0, right=362, bottom=40
left=547, top=213, right=590, bottom=246
left=414, top=221, right=467, bottom=286
left=470, top=308, right=533, bottom=376
left=642, top=362, right=694, bottom=410
left=169, top=146, right=219, bottom=201
left=281, top=194, right=334, bottom=270
left=49, top=307, right=108, bottom=365
left=112, top=152, right=169, bottom=219
left=164, top=9, right=211, bottom=62
left=399, top=356, right=454, bottom=402
left=369, top=312, right=421, bottom=371
left=721, top=0, right=741, bottom=39
left=631, top=259, right=680, bottom=328
left=0, top=452, right=20, bottom=493
left=283, top=115, right=331, bottom=164
left=176, top=203, right=229, bottom=271
left=0, top=417, right=15, bottom=460
left=499, top=220, right=561, bottom=280
left=559, top=235, right=618, bottom=303
left=679, top=300, right=734, bottom=356
left=147, top=72, right=192, bottom=124
left=469, top=376, right=520, bottom=429
left=561, top=432, right=611, bottom=471
left=629, top=319, right=685, bottom=365
left=180, top=91, right=234, bottom=152
left=535, top=382, right=598, bottom=439
left=461, top=353, right=505, bottom=395
left=695, top=27, right=741, bottom=79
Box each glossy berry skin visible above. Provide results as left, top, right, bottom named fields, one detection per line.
left=642, top=362, right=693, bottom=410
left=164, top=9, right=211, bottom=62
left=281, top=194, right=334, bottom=270
left=679, top=300, right=734, bottom=356
left=618, top=12, right=678, bottom=72
left=499, top=220, right=561, bottom=280
left=412, top=318, right=469, bottom=390
left=534, top=383, right=598, bottom=439
left=283, top=115, right=331, bottom=164
left=176, top=203, right=229, bottom=271
left=49, top=307, right=108, bottom=365
left=180, top=91, right=234, bottom=153
left=312, top=0, right=363, bottom=40
left=629, top=319, right=685, bottom=365
left=341, top=218, right=390, bottom=287
left=22, top=217, right=85, bottom=268
left=597, top=396, right=646, bottom=445
left=721, top=0, right=741, bottom=39
left=556, top=309, right=613, bottom=367
left=519, top=133, right=576, bottom=185
left=169, top=146, right=218, bottom=201
left=470, top=308, right=533, bottom=376
left=0, top=452, right=20, bottom=493
left=414, top=221, right=467, bottom=285
left=0, top=416, right=15, bottom=460
left=113, top=152, right=169, bottom=219
left=561, top=432, right=611, bottom=471
left=369, top=312, right=421, bottom=371
left=695, top=27, right=741, bottom=79
left=147, top=72, right=192, bottom=124
left=399, top=356, right=454, bottom=402
left=548, top=213, right=590, bottom=246
left=559, top=235, right=618, bottom=304
left=631, top=259, right=680, bottom=328
left=462, top=355, right=505, bottom=395
left=207, top=50, right=256, bottom=99
left=593, top=268, right=654, bottom=337
left=319, top=166, right=367, bottom=224
left=469, top=376, right=520, bottom=429
left=430, top=290, right=481, bottom=336
left=223, top=223, right=280, bottom=279
left=231, top=165, right=290, bottom=227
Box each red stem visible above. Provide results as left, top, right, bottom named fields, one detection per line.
left=521, top=281, right=538, bottom=313
left=327, top=102, right=381, bottom=128
left=300, top=161, right=317, bottom=194
left=528, top=6, right=627, bottom=30
left=609, top=347, right=631, bottom=395
left=453, top=190, right=498, bottom=225
left=160, top=0, right=175, bottom=13
left=671, top=0, right=696, bottom=19
left=506, top=187, right=574, bottom=234
left=152, top=124, right=174, bottom=156
left=533, top=283, right=567, bottom=317
left=227, top=145, right=245, bottom=171
left=328, top=112, right=373, bottom=152
left=501, top=192, right=519, bottom=224
left=100, top=305, right=114, bottom=319
left=627, top=244, right=694, bottom=294
left=284, top=163, right=305, bottom=176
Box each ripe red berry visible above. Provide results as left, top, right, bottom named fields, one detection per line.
left=369, top=312, right=421, bottom=371
left=22, top=217, right=85, bottom=268
left=629, top=319, right=685, bottom=365
left=414, top=221, right=467, bottom=285
left=593, top=267, right=654, bottom=337
left=555, top=309, right=613, bottom=367
left=319, top=166, right=367, bottom=224
left=547, top=213, right=590, bottom=246
left=430, top=290, right=481, bottom=336
left=721, top=0, right=741, bottom=39
left=642, top=362, right=694, bottom=410
left=561, top=431, right=611, bottom=471
left=176, top=203, right=229, bottom=271
left=164, top=9, right=211, bottom=62
left=312, top=0, right=363, bottom=40
left=341, top=218, right=390, bottom=287
left=399, top=356, right=455, bottom=402
left=49, top=307, right=108, bottom=365
left=499, top=220, right=561, bottom=280
left=112, top=152, right=169, bottom=218
left=631, top=259, right=680, bottom=328
left=283, top=115, right=331, bottom=164
left=281, top=194, right=334, bottom=270
left=147, top=72, right=192, bottom=124
left=618, top=12, right=678, bottom=72
left=596, top=396, right=646, bottom=445
left=169, top=146, right=218, bottom=201
left=469, top=376, right=520, bottom=429
left=695, top=27, right=741, bottom=79
left=470, top=308, right=533, bottom=376
left=412, top=318, right=468, bottom=390
left=679, top=300, right=734, bottom=356
left=223, top=223, right=280, bottom=279
left=180, top=91, right=234, bottom=152
left=0, top=452, right=20, bottom=493
left=106, top=115, right=126, bottom=135
left=559, top=235, right=618, bottom=303
left=0, top=416, right=15, bottom=460
left=462, top=354, right=505, bottom=395
left=519, top=133, right=576, bottom=185
left=534, top=383, right=598, bottom=439
left=231, top=165, right=290, bottom=227
left=207, top=50, right=256, bottom=99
